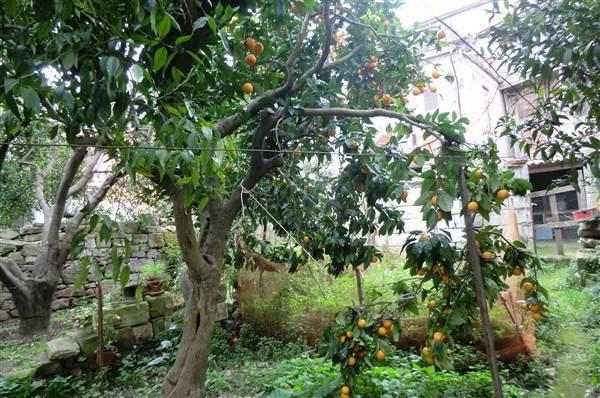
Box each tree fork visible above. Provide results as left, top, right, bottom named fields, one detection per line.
left=458, top=165, right=503, bottom=398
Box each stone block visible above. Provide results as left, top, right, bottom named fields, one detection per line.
left=63, top=262, right=82, bottom=284
left=0, top=310, right=9, bottom=321
left=148, top=226, right=163, bottom=233
left=24, top=257, right=36, bottom=264
left=85, top=237, right=97, bottom=249
left=23, top=233, right=42, bottom=242
left=146, top=249, right=159, bottom=259
left=75, top=331, right=99, bottom=357
left=0, top=243, right=16, bottom=255
left=6, top=251, right=24, bottom=265
left=151, top=316, right=171, bottom=336
left=216, top=285, right=227, bottom=302
left=132, top=323, right=153, bottom=343
left=580, top=238, right=599, bottom=249
left=9, top=308, right=18, bottom=317
left=47, top=337, right=80, bottom=360
left=119, top=222, right=139, bottom=234
left=111, top=238, right=125, bottom=247
left=131, top=251, right=146, bottom=258
left=145, top=293, right=174, bottom=318
left=104, top=301, right=149, bottom=328
left=2, top=300, right=15, bottom=310
left=34, top=353, right=61, bottom=378
left=20, top=225, right=42, bottom=235
left=21, top=243, right=39, bottom=257
left=55, top=287, right=73, bottom=298
left=52, top=298, right=70, bottom=311
left=133, top=234, right=149, bottom=244
left=579, top=226, right=600, bottom=239
left=115, top=327, right=134, bottom=351
left=148, top=234, right=165, bottom=248
left=0, top=229, right=19, bottom=240
left=96, top=237, right=111, bottom=248
left=215, top=302, right=228, bottom=321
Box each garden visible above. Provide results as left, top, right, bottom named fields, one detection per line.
left=1, top=0, right=599, bottom=398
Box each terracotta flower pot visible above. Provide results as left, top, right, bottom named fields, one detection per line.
left=147, top=278, right=164, bottom=295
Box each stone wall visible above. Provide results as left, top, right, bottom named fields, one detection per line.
left=575, top=216, right=600, bottom=286
left=0, top=221, right=175, bottom=322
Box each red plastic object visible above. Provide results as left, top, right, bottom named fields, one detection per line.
left=572, top=207, right=598, bottom=220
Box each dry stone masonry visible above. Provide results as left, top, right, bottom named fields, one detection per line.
left=0, top=220, right=174, bottom=322
left=576, top=216, right=600, bottom=285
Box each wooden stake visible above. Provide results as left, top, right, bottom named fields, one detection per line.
left=96, top=282, right=104, bottom=368
left=458, top=166, right=503, bottom=398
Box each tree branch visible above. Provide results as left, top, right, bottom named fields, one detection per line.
left=300, top=107, right=430, bottom=130
left=67, top=150, right=104, bottom=198
left=320, top=42, right=365, bottom=73
left=58, top=170, right=123, bottom=267
left=19, top=159, right=51, bottom=217
left=213, top=10, right=313, bottom=138
left=0, top=258, right=27, bottom=292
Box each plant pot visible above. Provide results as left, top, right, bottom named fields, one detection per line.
left=100, top=350, right=117, bottom=366
left=147, top=278, right=164, bottom=295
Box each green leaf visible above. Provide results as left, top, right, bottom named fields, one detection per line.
left=105, top=56, right=120, bottom=78
left=192, top=17, right=208, bottom=31
left=157, top=15, right=172, bottom=38
left=175, top=34, right=193, bottom=45
left=20, top=87, right=41, bottom=113
left=437, top=191, right=454, bottom=212
left=62, top=51, right=77, bottom=69
left=207, top=16, right=217, bottom=33
left=153, top=47, right=168, bottom=72
left=130, top=64, right=145, bottom=82
left=4, top=78, right=19, bottom=94
left=120, top=265, right=131, bottom=288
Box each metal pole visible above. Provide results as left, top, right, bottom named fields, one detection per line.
left=458, top=166, right=503, bottom=398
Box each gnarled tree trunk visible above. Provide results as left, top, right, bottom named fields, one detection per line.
left=0, top=148, right=120, bottom=336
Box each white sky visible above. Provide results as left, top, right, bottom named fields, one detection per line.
left=399, top=0, right=485, bottom=23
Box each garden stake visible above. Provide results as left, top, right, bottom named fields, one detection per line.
left=96, top=281, right=104, bottom=368
left=458, top=165, right=503, bottom=398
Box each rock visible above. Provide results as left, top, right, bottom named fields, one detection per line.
left=104, top=301, right=149, bottom=328
left=146, top=249, right=159, bottom=259
left=148, top=234, right=165, bottom=248
left=148, top=226, right=163, bottom=233
left=216, top=285, right=227, bottom=302
left=62, top=262, right=83, bottom=284
left=145, top=293, right=174, bottom=318
left=85, top=237, right=97, bottom=249
left=52, top=298, right=70, bottom=311
left=0, top=243, right=17, bottom=255
left=132, top=323, right=154, bottom=343
left=20, top=225, right=42, bottom=235
left=151, top=316, right=171, bottom=336
left=23, top=233, right=42, bottom=242
left=55, top=287, right=73, bottom=298
left=215, top=301, right=228, bottom=321
left=133, top=234, right=149, bottom=244
left=21, top=243, right=39, bottom=257
left=2, top=300, right=15, bottom=310
left=47, top=337, right=80, bottom=360
left=579, top=227, right=600, bottom=239
left=0, top=310, right=10, bottom=321
left=0, top=229, right=19, bottom=240
left=115, top=327, right=134, bottom=351
left=111, top=238, right=125, bottom=247
left=34, top=353, right=61, bottom=378
left=131, top=251, right=146, bottom=258
left=75, top=331, right=98, bottom=357
left=0, top=239, right=27, bottom=247
left=96, top=237, right=111, bottom=248
left=6, top=251, right=24, bottom=265
left=119, top=222, right=139, bottom=234
left=580, top=238, right=599, bottom=249
left=9, top=308, right=18, bottom=317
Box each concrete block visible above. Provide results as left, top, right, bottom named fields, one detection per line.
left=132, top=323, right=153, bottom=343
left=145, top=293, right=174, bottom=318
left=104, top=301, right=149, bottom=328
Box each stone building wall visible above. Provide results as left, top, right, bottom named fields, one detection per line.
left=0, top=221, right=176, bottom=322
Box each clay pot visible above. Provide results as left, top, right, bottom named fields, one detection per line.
left=147, top=278, right=164, bottom=294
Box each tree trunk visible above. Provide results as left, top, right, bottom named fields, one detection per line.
left=12, top=279, right=57, bottom=336
left=161, top=272, right=221, bottom=398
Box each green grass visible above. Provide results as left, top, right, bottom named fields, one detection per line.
left=534, top=240, right=579, bottom=258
